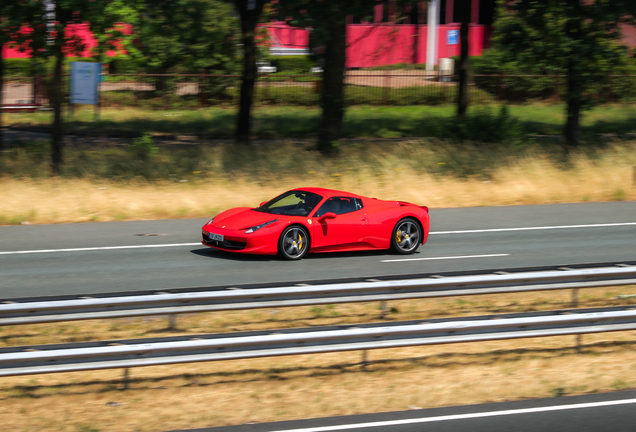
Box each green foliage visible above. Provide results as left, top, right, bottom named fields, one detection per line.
left=104, top=55, right=141, bottom=74
left=133, top=0, right=239, bottom=75
left=469, top=38, right=636, bottom=104
left=270, top=56, right=316, bottom=73
left=449, top=105, right=524, bottom=143
left=490, top=0, right=636, bottom=111
left=129, top=133, right=158, bottom=160
left=4, top=59, right=32, bottom=77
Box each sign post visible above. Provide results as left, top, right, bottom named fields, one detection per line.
left=70, top=62, right=101, bottom=121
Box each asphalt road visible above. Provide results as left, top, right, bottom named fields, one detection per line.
left=179, top=390, right=636, bottom=432
left=1, top=201, right=635, bottom=298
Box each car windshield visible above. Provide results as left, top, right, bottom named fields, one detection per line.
left=256, top=191, right=323, bottom=217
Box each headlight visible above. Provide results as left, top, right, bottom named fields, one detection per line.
left=205, top=217, right=215, bottom=226
left=245, top=219, right=278, bottom=233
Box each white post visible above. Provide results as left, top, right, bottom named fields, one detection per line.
left=426, top=0, right=440, bottom=72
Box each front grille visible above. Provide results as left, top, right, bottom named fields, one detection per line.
left=202, top=234, right=247, bottom=250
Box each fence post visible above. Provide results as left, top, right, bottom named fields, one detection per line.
left=497, top=74, right=502, bottom=101
left=94, top=67, right=101, bottom=122
left=383, top=74, right=390, bottom=104
left=264, top=73, right=270, bottom=103
left=199, top=71, right=207, bottom=108
left=32, top=76, right=37, bottom=105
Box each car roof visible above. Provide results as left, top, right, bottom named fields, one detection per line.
left=292, top=187, right=365, bottom=199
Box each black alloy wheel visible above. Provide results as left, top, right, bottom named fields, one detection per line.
left=278, top=225, right=309, bottom=260
left=391, top=218, right=421, bottom=254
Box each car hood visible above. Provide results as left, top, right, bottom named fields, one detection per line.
left=211, top=208, right=280, bottom=231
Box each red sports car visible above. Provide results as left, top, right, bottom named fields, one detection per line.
left=201, top=188, right=430, bottom=260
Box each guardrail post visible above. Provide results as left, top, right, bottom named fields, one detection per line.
left=576, top=335, right=582, bottom=353
left=380, top=301, right=388, bottom=319
left=572, top=289, right=579, bottom=307
left=123, top=368, right=130, bottom=390
left=168, top=314, right=177, bottom=331
left=361, top=350, right=369, bottom=371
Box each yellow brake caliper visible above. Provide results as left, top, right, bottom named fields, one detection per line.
left=298, top=234, right=303, bottom=250
left=397, top=230, right=402, bottom=243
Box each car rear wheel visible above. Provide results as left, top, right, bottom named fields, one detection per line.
left=391, top=218, right=421, bottom=254
left=278, top=225, right=309, bottom=260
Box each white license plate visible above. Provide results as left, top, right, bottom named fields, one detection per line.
left=209, top=233, right=224, bottom=242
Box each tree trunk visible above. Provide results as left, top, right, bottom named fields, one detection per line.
left=564, top=57, right=582, bottom=149
left=51, top=13, right=66, bottom=175
left=0, top=55, right=4, bottom=152
left=563, top=0, right=582, bottom=150
left=318, top=4, right=347, bottom=155
left=457, top=0, right=470, bottom=118
left=236, top=0, right=265, bottom=145
left=51, top=50, right=64, bottom=175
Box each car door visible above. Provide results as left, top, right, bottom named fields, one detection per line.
left=309, top=197, right=369, bottom=251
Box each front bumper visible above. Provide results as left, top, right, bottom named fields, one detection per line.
left=201, top=227, right=279, bottom=255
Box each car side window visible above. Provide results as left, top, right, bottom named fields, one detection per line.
left=315, top=197, right=359, bottom=217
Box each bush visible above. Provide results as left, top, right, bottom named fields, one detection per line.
left=105, top=55, right=141, bottom=74
left=4, top=58, right=32, bottom=77
left=270, top=56, right=315, bottom=73
left=129, top=133, right=158, bottom=160
left=448, top=105, right=524, bottom=144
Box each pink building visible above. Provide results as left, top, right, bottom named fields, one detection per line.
left=269, top=0, right=495, bottom=68
left=3, top=0, right=634, bottom=69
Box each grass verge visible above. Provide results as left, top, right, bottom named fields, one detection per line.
left=1, top=287, right=636, bottom=431
left=5, top=104, right=636, bottom=138
left=1, top=139, right=635, bottom=225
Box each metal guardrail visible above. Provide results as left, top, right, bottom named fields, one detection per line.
left=2, top=265, right=636, bottom=326
left=1, top=306, right=635, bottom=377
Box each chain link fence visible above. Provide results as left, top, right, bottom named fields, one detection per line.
left=3, top=72, right=636, bottom=109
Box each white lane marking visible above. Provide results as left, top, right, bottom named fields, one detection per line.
left=431, top=222, right=636, bottom=235
left=382, top=254, right=509, bottom=263
left=0, top=243, right=201, bottom=255
left=266, top=397, right=636, bottom=432
left=1, top=222, right=635, bottom=256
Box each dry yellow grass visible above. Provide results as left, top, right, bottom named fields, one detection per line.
left=1, top=141, right=635, bottom=225
left=2, top=287, right=636, bottom=431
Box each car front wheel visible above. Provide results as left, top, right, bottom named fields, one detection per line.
left=278, top=225, right=309, bottom=260
left=391, top=218, right=421, bottom=254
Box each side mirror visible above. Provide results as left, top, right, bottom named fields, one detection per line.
left=259, top=201, right=267, bottom=208
left=320, top=212, right=337, bottom=220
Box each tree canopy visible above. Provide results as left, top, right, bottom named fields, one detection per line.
left=131, top=0, right=240, bottom=74
left=491, top=0, right=636, bottom=147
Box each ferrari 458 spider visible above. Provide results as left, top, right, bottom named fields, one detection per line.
left=201, top=187, right=429, bottom=260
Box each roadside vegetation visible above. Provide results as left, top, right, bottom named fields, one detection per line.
left=1, top=130, right=635, bottom=224
left=1, top=286, right=636, bottom=431
left=2, top=104, right=636, bottom=225
left=6, top=104, right=636, bottom=138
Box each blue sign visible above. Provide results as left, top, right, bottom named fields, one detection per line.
left=70, top=62, right=101, bottom=105
left=447, top=30, right=459, bottom=45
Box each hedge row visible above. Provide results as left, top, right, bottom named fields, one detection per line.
left=4, top=55, right=317, bottom=77
left=3, top=56, right=133, bottom=77
left=269, top=56, right=316, bottom=73
left=97, top=84, right=495, bottom=108
left=461, top=51, right=636, bottom=103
